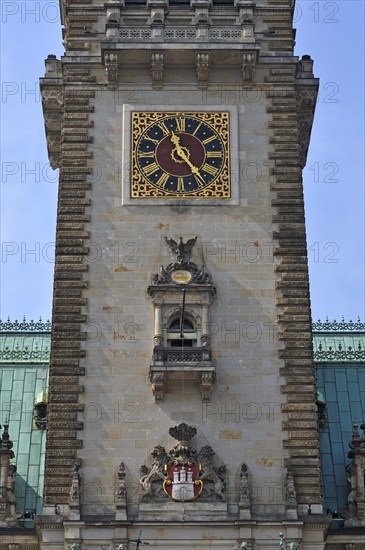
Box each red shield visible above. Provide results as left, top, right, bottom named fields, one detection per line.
left=163, top=463, right=203, bottom=501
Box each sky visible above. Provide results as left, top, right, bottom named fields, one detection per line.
left=0, top=0, right=364, bottom=324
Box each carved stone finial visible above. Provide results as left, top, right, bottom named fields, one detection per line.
left=68, top=460, right=82, bottom=520
left=239, top=462, right=251, bottom=519
left=0, top=424, right=20, bottom=527
left=115, top=461, right=127, bottom=520
left=345, top=420, right=365, bottom=526
left=1, top=423, right=13, bottom=451
left=285, top=467, right=298, bottom=519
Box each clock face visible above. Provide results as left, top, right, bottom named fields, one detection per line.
left=131, top=112, right=230, bottom=198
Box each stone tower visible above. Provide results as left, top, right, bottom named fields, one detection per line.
left=39, top=0, right=327, bottom=548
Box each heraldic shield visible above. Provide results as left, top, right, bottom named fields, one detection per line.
left=163, top=463, right=203, bottom=501
left=140, top=423, right=227, bottom=503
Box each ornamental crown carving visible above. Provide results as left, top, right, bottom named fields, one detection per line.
left=169, top=423, right=197, bottom=443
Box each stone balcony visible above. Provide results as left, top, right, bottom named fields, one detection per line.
left=149, top=346, right=216, bottom=402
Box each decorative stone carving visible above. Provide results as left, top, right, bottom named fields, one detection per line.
left=150, top=372, right=166, bottom=402
left=165, top=236, right=197, bottom=264
left=33, top=390, right=48, bottom=430
left=345, top=421, right=365, bottom=526
left=68, top=460, right=82, bottom=520
left=148, top=236, right=216, bottom=401
left=197, top=445, right=226, bottom=501
left=105, top=0, right=123, bottom=39
left=148, top=0, right=167, bottom=25
left=199, top=372, right=215, bottom=401
left=194, top=5, right=209, bottom=24
left=151, top=52, right=164, bottom=90
left=152, top=236, right=212, bottom=285
left=241, top=51, right=257, bottom=83
left=115, top=461, right=127, bottom=520
left=239, top=462, right=251, bottom=519
left=285, top=467, right=298, bottom=519
left=235, top=0, right=254, bottom=24
left=140, top=445, right=171, bottom=501
left=106, top=4, right=122, bottom=25
left=192, top=0, right=211, bottom=39
left=140, top=424, right=226, bottom=503
left=0, top=423, right=21, bottom=527
left=105, top=52, right=119, bottom=88
left=195, top=53, right=210, bottom=90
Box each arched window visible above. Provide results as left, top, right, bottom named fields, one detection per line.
left=167, top=317, right=197, bottom=347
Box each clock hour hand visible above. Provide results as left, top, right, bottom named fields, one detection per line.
left=170, top=133, right=205, bottom=185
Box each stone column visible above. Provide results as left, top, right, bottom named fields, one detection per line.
left=154, top=303, right=163, bottom=346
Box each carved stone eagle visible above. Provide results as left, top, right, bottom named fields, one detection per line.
left=164, top=236, right=198, bottom=263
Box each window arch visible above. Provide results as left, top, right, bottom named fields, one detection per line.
left=167, top=315, right=197, bottom=347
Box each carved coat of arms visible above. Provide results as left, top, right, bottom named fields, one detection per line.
left=140, top=423, right=226, bottom=503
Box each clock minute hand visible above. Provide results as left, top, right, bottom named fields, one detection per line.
left=171, top=133, right=205, bottom=185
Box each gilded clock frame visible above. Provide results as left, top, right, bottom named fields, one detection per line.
left=131, top=111, right=231, bottom=199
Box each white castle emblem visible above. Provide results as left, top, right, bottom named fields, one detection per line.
left=171, top=465, right=195, bottom=501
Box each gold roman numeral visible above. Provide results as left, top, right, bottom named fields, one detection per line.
left=176, top=118, right=186, bottom=132
left=177, top=177, right=185, bottom=192
left=192, top=122, right=202, bottom=136
left=206, top=151, right=222, bottom=158
left=193, top=174, right=204, bottom=188
left=202, top=163, right=218, bottom=176
left=138, top=151, right=154, bottom=158
left=202, top=134, right=217, bottom=145
left=156, top=172, right=170, bottom=188
left=157, top=122, right=170, bottom=136
left=143, top=162, right=159, bottom=176
left=143, top=134, right=159, bottom=145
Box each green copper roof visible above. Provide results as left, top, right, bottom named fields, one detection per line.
left=0, top=318, right=50, bottom=519
left=313, top=318, right=365, bottom=513
left=0, top=363, right=48, bottom=517
left=316, top=364, right=365, bottom=513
